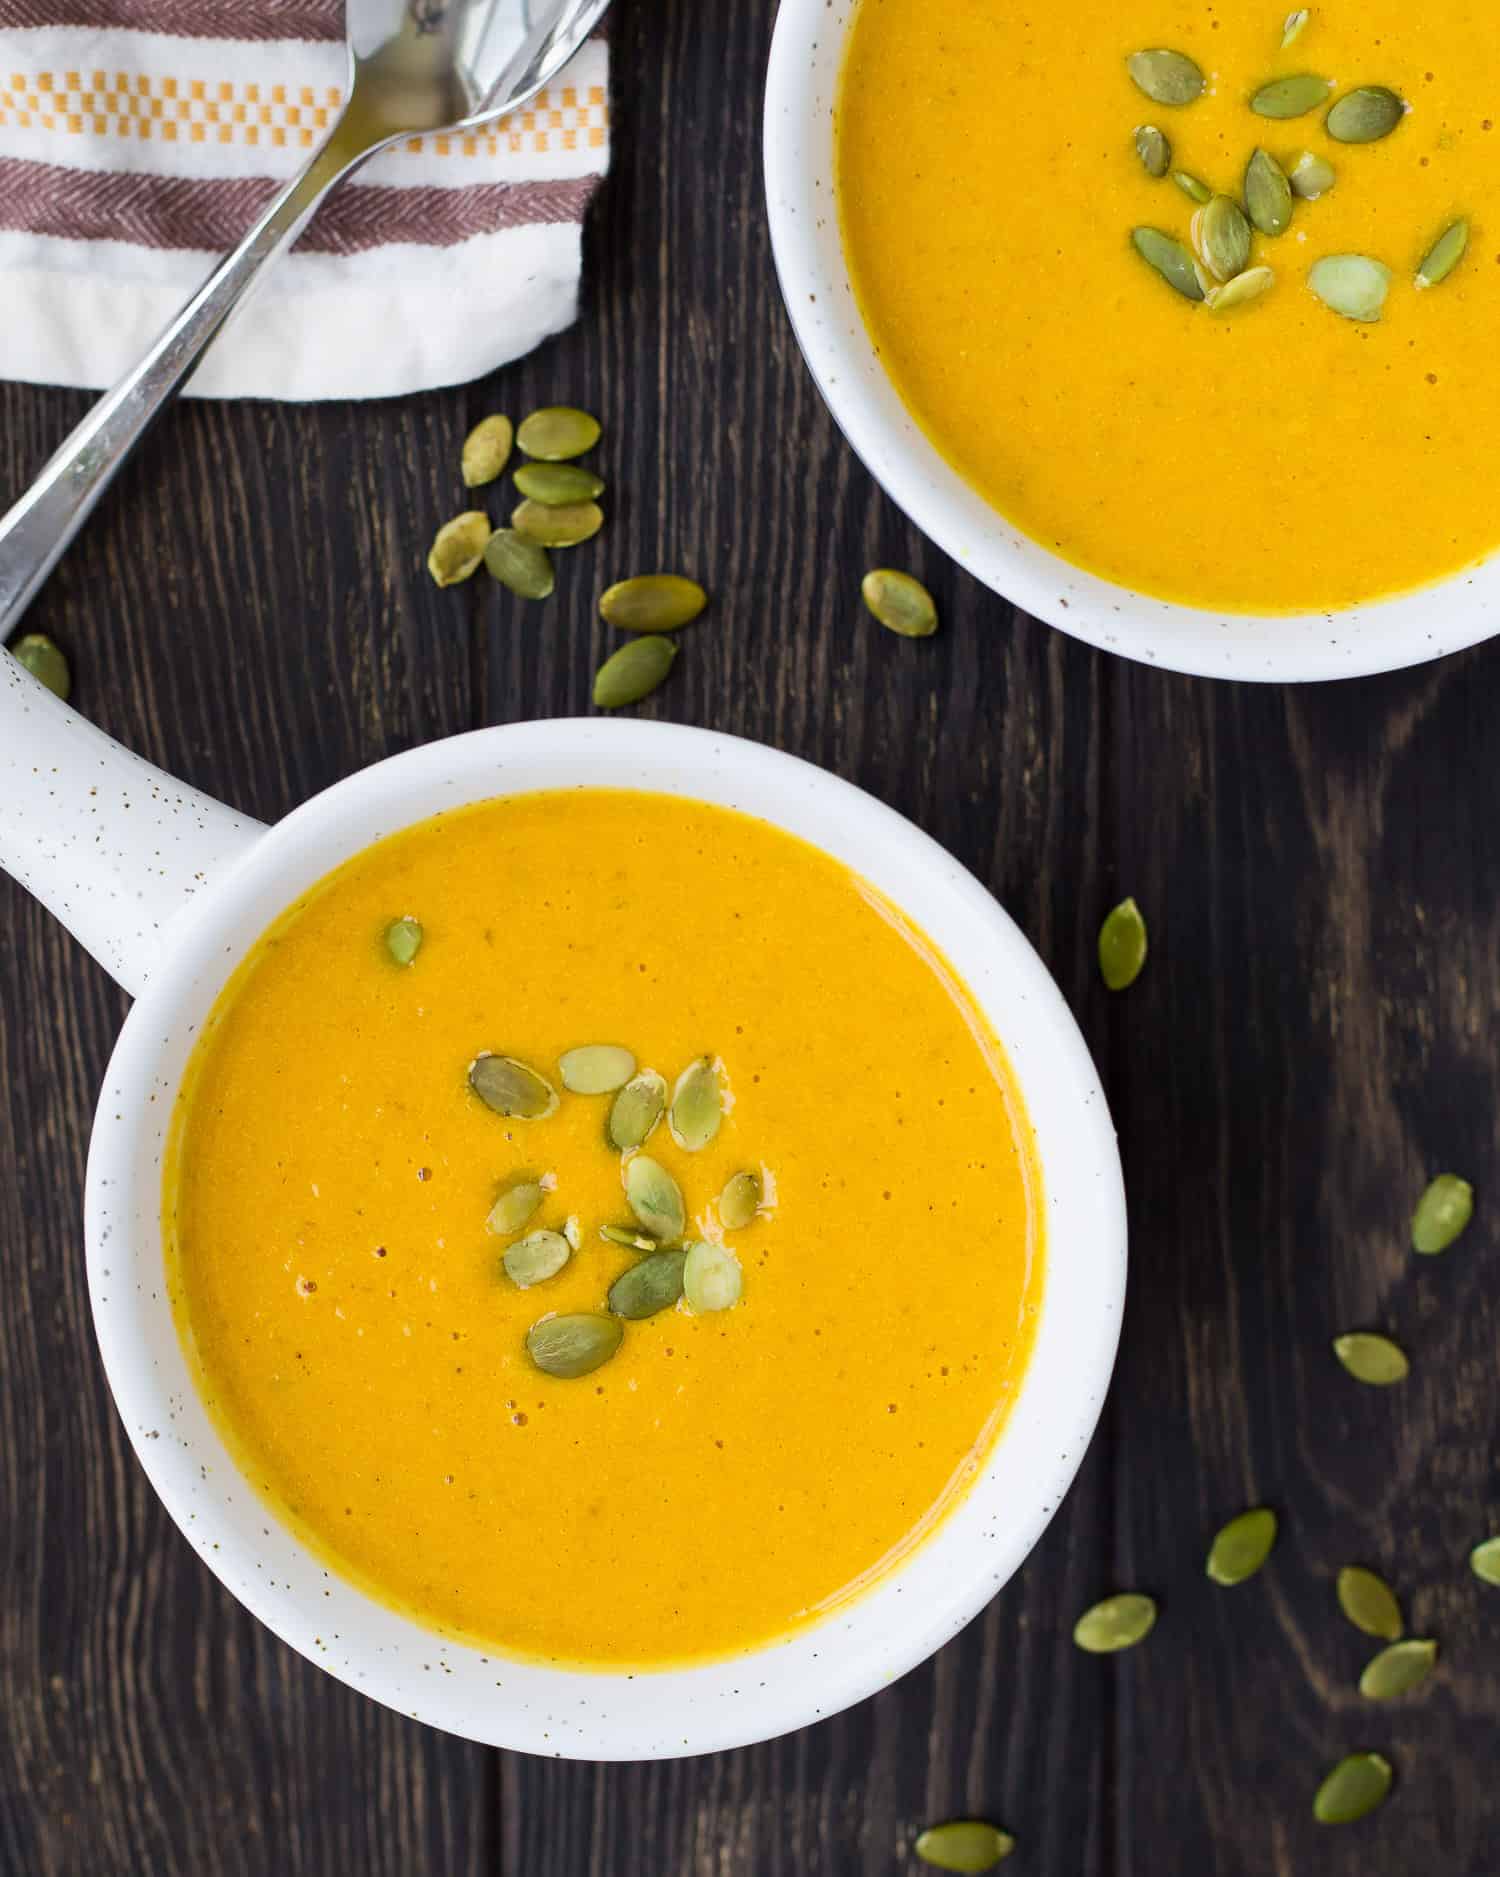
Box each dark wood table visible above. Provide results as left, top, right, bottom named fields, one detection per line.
left=3, top=3, right=1497, bottom=1871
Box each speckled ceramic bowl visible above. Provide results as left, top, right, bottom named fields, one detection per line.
left=763, top=0, right=1500, bottom=681
left=0, top=657, right=1125, bottom=1757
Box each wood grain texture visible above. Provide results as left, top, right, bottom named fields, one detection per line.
left=3, top=0, right=1498, bottom=1870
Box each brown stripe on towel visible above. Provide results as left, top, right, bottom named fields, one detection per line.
left=0, top=0, right=343, bottom=39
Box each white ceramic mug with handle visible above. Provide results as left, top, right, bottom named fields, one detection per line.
left=0, top=655, right=1126, bottom=1757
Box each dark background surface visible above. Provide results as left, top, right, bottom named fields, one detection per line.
left=2, top=2, right=1497, bottom=1872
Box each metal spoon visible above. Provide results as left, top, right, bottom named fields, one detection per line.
left=0, top=0, right=611, bottom=640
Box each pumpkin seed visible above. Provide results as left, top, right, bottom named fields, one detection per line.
left=593, top=635, right=678, bottom=710
left=601, top=1223, right=660, bottom=1253
left=1207, top=265, right=1275, bottom=312
left=1206, top=1507, right=1278, bottom=1585
left=1134, top=124, right=1171, bottom=178
left=1281, top=7, right=1310, bottom=47
left=719, top=1171, right=762, bottom=1231
left=608, top=1070, right=667, bottom=1151
left=504, top=1229, right=571, bottom=1289
left=624, top=1153, right=686, bottom=1241
left=487, top=1178, right=544, bottom=1237
left=10, top=632, right=71, bottom=700
left=558, top=1044, right=637, bottom=1095
left=1469, top=1536, right=1500, bottom=1585
left=515, top=405, right=601, bottom=461
left=669, top=1057, right=722, bottom=1152
left=1073, top=1592, right=1157, bottom=1653
left=563, top=1214, right=582, bottom=1251
left=683, top=1239, right=743, bottom=1313
left=1250, top=73, right=1333, bottom=118
left=1359, top=1638, right=1437, bottom=1700
left=1245, top=148, right=1293, bottom=235
left=1337, top=1566, right=1403, bottom=1641
left=461, top=414, right=513, bottom=487
left=483, top=528, right=554, bottom=600
left=384, top=916, right=423, bottom=966
left=526, top=1311, right=622, bottom=1378
left=514, top=461, right=606, bottom=505
left=608, top=1248, right=688, bottom=1319
left=427, top=511, right=491, bottom=586
left=599, top=574, right=709, bottom=633
left=469, top=1053, right=559, bottom=1120
left=1411, top=1173, right=1473, bottom=1253
left=1333, top=1331, right=1409, bottom=1385
left=1326, top=85, right=1405, bottom=143
left=1131, top=227, right=1205, bottom=301
left=1416, top=218, right=1469, bottom=289
left=1313, top=1752, right=1393, bottom=1825
left=1194, top=194, right=1253, bottom=282
left=1098, top=897, right=1148, bottom=989
left=1308, top=254, right=1392, bottom=322
left=511, top=499, right=604, bottom=550
left=1288, top=150, right=1336, bottom=199
left=861, top=568, right=938, bottom=638
left=1126, top=49, right=1204, bottom=107
left=1172, top=171, right=1212, bottom=204
left=914, top=1821, right=1016, bottom=1872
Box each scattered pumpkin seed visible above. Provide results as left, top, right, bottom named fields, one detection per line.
left=1469, top=1536, right=1500, bottom=1586
left=593, top=635, right=678, bottom=709
left=461, top=414, right=513, bottom=487
left=914, top=1821, right=1016, bottom=1872
left=1250, top=73, right=1333, bottom=118
left=1134, top=124, right=1171, bottom=178
left=669, top=1057, right=722, bottom=1152
left=483, top=527, right=554, bottom=600
left=1206, top=1507, right=1278, bottom=1585
left=1337, top=1566, right=1403, bottom=1641
left=1308, top=254, right=1391, bottom=322
left=514, top=461, right=606, bottom=505
left=1281, top=7, right=1310, bottom=47
left=624, top=1153, right=686, bottom=1241
left=1359, top=1638, right=1437, bottom=1700
left=719, top=1170, right=762, bottom=1231
left=1073, top=1592, right=1157, bottom=1653
left=10, top=632, right=70, bottom=700
left=608, top=1070, right=667, bottom=1151
left=1195, top=194, right=1253, bottom=281
left=1098, top=897, right=1148, bottom=989
left=1313, top=1752, right=1393, bottom=1825
left=427, top=511, right=491, bottom=586
left=1416, top=218, right=1469, bottom=289
left=1326, top=85, right=1405, bottom=143
left=861, top=568, right=938, bottom=638
left=1333, top=1331, right=1409, bottom=1385
left=487, top=1178, right=544, bottom=1237
left=504, top=1229, right=572, bottom=1289
left=599, top=574, right=708, bottom=633
left=469, top=1053, right=559, bottom=1120
left=511, top=499, right=604, bottom=549
left=608, top=1248, right=688, bottom=1319
left=1172, top=171, right=1212, bottom=204
left=1245, top=147, right=1293, bottom=235
left=1207, top=264, right=1275, bottom=311
left=1126, top=49, right=1205, bottom=107
left=516, top=405, right=601, bottom=461
left=526, top=1311, right=622, bottom=1378
left=558, top=1044, right=637, bottom=1095
left=1411, top=1172, right=1473, bottom=1253
left=601, top=1223, right=660, bottom=1253
left=1131, top=227, right=1205, bottom=300
left=563, top=1214, right=582, bottom=1251
left=384, top=916, right=422, bottom=966
left=683, top=1240, right=743, bottom=1313
left=1288, top=150, right=1336, bottom=199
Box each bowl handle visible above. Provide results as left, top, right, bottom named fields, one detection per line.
left=1, top=651, right=265, bottom=996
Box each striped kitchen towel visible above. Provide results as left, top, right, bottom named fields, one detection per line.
left=0, top=1, right=610, bottom=400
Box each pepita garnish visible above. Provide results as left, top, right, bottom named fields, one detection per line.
left=1281, top=7, right=1310, bottom=47
left=683, top=1239, right=743, bottom=1313
left=1207, top=265, right=1275, bottom=312
left=563, top=1214, right=582, bottom=1251
left=1172, top=171, right=1212, bottom=204
left=558, top=1044, right=637, bottom=1095
left=1250, top=73, right=1332, bottom=118
left=1195, top=194, right=1253, bottom=282
left=384, top=916, right=423, bottom=966
left=1313, top=1752, right=1393, bottom=1825
left=469, top=1053, right=559, bottom=1120
left=1308, top=253, right=1391, bottom=322
left=1126, top=49, right=1205, bottom=107
left=1333, top=1331, right=1409, bottom=1385
left=515, top=405, right=601, bottom=461
left=1326, top=85, right=1405, bottom=144
left=1411, top=1173, right=1473, bottom=1253
left=526, top=1311, right=622, bottom=1378
left=719, top=1170, right=762, bottom=1231
left=513, top=461, right=606, bottom=506
left=1245, top=147, right=1293, bottom=236
left=487, top=1178, right=544, bottom=1237
left=1416, top=218, right=1469, bottom=289
left=1288, top=150, right=1336, bottom=199
left=483, top=527, right=555, bottom=600
left=600, top=1223, right=661, bottom=1253
left=599, top=574, right=709, bottom=633
left=461, top=414, right=513, bottom=487
left=1073, top=1592, right=1157, bottom=1653
left=607, top=1070, right=667, bottom=1151
left=608, top=1247, right=688, bottom=1319
left=1359, top=1638, right=1437, bottom=1700
left=624, top=1153, right=687, bottom=1241
left=504, top=1229, right=571, bottom=1289
left=511, top=498, right=604, bottom=550
left=861, top=568, right=939, bottom=638
left=10, top=632, right=71, bottom=700
left=1098, top=896, right=1148, bottom=989
left=669, top=1057, right=722, bottom=1152
left=1131, top=227, right=1205, bottom=301
left=1470, top=1536, right=1500, bottom=1586
left=1337, top=1565, right=1403, bottom=1641
left=1206, top=1507, right=1277, bottom=1585
left=593, top=635, right=678, bottom=709
left=914, top=1821, right=1016, bottom=1872
left=1134, top=124, right=1171, bottom=178
left=427, top=511, right=492, bottom=586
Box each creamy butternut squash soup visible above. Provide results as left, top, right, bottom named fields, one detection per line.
left=838, top=0, right=1498, bottom=613
left=165, top=791, right=1042, bottom=1667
